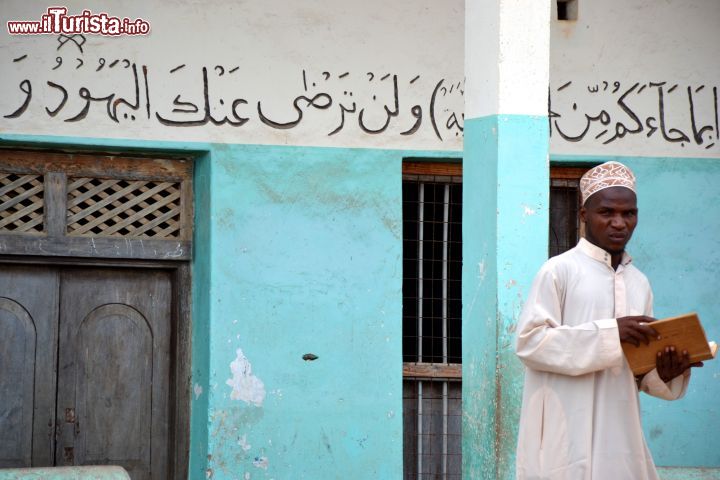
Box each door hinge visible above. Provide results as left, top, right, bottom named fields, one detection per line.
left=63, top=446, right=74, bottom=464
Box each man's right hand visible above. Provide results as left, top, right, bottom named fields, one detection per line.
left=617, top=316, right=660, bottom=346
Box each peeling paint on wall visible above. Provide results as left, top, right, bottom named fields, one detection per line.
left=238, top=434, right=252, bottom=452
left=478, top=261, right=487, bottom=281
left=226, top=348, right=266, bottom=407
left=194, top=383, right=204, bottom=399
left=252, top=456, right=269, bottom=470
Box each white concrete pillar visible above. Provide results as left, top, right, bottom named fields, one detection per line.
left=462, top=1, right=551, bottom=478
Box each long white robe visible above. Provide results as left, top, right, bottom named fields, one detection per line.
left=515, top=238, right=689, bottom=480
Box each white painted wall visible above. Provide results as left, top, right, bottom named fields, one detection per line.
left=465, top=0, right=550, bottom=119
left=0, top=0, right=464, bottom=151
left=550, top=0, right=720, bottom=158
left=3, top=1, right=718, bottom=158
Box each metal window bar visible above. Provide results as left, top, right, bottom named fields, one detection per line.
left=442, top=184, right=449, bottom=364
left=441, top=184, right=449, bottom=477
left=402, top=173, right=462, bottom=480
left=417, top=381, right=423, bottom=477
left=418, top=183, right=425, bottom=362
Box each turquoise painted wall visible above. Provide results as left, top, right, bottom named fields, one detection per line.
left=203, top=144, right=409, bottom=480
left=462, top=115, right=549, bottom=480
left=462, top=115, right=500, bottom=480
left=0, top=133, right=454, bottom=480
left=190, top=152, right=212, bottom=479
left=621, top=157, right=720, bottom=469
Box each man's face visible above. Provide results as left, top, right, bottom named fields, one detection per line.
left=580, top=187, right=638, bottom=254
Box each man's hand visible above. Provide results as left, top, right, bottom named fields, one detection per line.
left=656, top=346, right=704, bottom=383
left=617, top=315, right=659, bottom=346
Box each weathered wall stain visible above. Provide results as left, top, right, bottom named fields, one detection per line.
left=226, top=348, right=266, bottom=407
left=252, top=456, right=269, bottom=470
left=207, top=407, right=265, bottom=478
left=216, top=207, right=236, bottom=231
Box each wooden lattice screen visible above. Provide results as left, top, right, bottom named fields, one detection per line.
left=0, top=150, right=193, bottom=260
left=0, top=173, right=45, bottom=233
left=66, top=178, right=182, bottom=239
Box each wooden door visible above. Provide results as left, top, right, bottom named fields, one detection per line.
left=0, top=265, right=172, bottom=479
left=55, top=268, right=172, bottom=480
left=0, top=265, right=58, bottom=468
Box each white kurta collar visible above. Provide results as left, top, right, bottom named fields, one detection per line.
left=577, top=237, right=632, bottom=269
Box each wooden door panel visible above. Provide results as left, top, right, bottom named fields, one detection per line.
left=57, top=268, right=171, bottom=480
left=0, top=298, right=36, bottom=467
left=79, top=305, right=153, bottom=464
left=0, top=266, right=58, bottom=467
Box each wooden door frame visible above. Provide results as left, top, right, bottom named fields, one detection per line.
left=0, top=255, right=192, bottom=480
left=1, top=149, right=195, bottom=477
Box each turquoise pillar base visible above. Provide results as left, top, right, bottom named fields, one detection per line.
left=462, top=115, right=549, bottom=479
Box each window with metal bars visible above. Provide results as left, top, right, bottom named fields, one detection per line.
left=402, top=161, right=462, bottom=480
left=549, top=166, right=591, bottom=257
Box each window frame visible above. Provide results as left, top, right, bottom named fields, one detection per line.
left=402, top=160, right=463, bottom=380
left=402, top=159, right=463, bottom=480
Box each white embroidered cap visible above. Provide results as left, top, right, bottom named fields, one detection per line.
left=580, top=161, right=636, bottom=205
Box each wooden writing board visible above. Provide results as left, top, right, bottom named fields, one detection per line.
left=622, top=312, right=717, bottom=375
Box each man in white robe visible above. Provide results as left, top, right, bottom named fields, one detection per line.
left=515, top=162, right=701, bottom=480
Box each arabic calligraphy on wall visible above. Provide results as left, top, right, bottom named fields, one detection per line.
left=3, top=35, right=718, bottom=155
left=2, top=35, right=465, bottom=144
left=550, top=80, right=719, bottom=151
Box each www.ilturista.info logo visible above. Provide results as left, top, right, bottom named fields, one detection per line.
left=7, top=6, right=150, bottom=36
